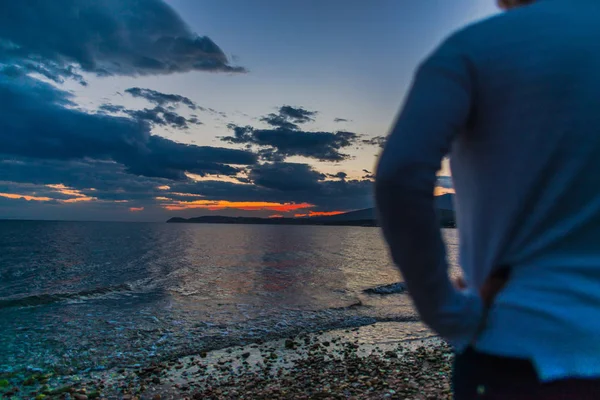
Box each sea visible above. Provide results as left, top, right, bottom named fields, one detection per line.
left=0, top=220, right=460, bottom=375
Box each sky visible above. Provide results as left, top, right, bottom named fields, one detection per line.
left=0, top=0, right=499, bottom=222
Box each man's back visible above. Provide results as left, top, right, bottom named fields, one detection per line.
left=443, top=0, right=600, bottom=380
left=376, top=0, right=600, bottom=383
left=453, top=0, right=600, bottom=282
left=450, top=0, right=600, bottom=380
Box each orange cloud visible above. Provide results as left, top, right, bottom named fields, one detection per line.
left=185, top=172, right=248, bottom=185
left=294, top=210, right=346, bottom=218
left=157, top=185, right=171, bottom=190
left=268, top=214, right=284, bottom=218
left=169, top=192, right=204, bottom=198
left=62, top=196, right=95, bottom=203
left=46, top=183, right=96, bottom=202
left=0, top=193, right=53, bottom=201
left=129, top=207, right=144, bottom=212
left=163, top=200, right=314, bottom=212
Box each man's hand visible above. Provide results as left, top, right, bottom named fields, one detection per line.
left=454, top=270, right=509, bottom=308
left=480, top=271, right=509, bottom=308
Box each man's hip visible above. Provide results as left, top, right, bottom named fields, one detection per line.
left=453, top=347, right=600, bottom=399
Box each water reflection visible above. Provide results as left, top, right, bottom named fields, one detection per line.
left=0, top=221, right=459, bottom=374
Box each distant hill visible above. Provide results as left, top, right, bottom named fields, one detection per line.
left=167, top=194, right=456, bottom=228
left=311, top=208, right=376, bottom=222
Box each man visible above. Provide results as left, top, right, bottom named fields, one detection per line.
left=375, top=0, right=600, bottom=398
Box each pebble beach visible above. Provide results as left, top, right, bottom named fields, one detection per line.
left=0, top=322, right=453, bottom=400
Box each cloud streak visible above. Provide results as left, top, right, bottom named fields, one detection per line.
left=162, top=199, right=314, bottom=212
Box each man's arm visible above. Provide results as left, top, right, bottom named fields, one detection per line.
left=375, top=35, right=484, bottom=351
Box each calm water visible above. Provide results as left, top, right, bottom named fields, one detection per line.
left=0, top=221, right=459, bottom=374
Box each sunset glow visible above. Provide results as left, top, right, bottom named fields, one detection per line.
left=62, top=196, right=95, bottom=203
left=434, top=187, right=456, bottom=196
left=46, top=184, right=97, bottom=203
left=185, top=173, right=249, bottom=185
left=0, top=193, right=53, bottom=202
left=294, top=211, right=346, bottom=218
left=170, top=192, right=205, bottom=198
left=0, top=0, right=485, bottom=221
left=129, top=207, right=144, bottom=212
left=163, top=200, right=314, bottom=212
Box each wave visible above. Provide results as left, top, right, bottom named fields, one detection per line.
left=0, top=283, right=132, bottom=309
left=363, top=282, right=407, bottom=295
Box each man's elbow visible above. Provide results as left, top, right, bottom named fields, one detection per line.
left=374, top=166, right=414, bottom=216
left=375, top=160, right=428, bottom=196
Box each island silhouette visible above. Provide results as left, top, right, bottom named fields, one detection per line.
left=167, top=194, right=456, bottom=228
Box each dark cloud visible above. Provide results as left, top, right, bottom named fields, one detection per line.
left=0, top=1, right=378, bottom=220
left=279, top=106, right=317, bottom=124
left=0, top=75, right=256, bottom=181
left=260, top=113, right=299, bottom=130
left=362, top=136, right=387, bottom=148
left=98, top=104, right=125, bottom=113
left=129, top=135, right=248, bottom=180
left=173, top=162, right=373, bottom=211
left=207, top=108, right=228, bottom=118
left=362, top=169, right=374, bottom=180
left=125, top=87, right=199, bottom=110
left=260, top=106, right=317, bottom=130
left=0, top=156, right=374, bottom=218
left=328, top=172, right=347, bottom=180
left=313, top=178, right=373, bottom=211
left=334, top=118, right=349, bottom=123
left=0, top=0, right=245, bottom=83
left=0, top=158, right=167, bottom=213
left=249, top=163, right=325, bottom=191
left=223, top=125, right=359, bottom=162
left=124, top=108, right=166, bottom=126
left=123, top=106, right=202, bottom=130
left=1, top=63, right=87, bottom=86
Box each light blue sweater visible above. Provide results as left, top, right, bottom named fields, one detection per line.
left=375, top=0, right=600, bottom=382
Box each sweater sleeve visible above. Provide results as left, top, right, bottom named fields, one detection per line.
left=375, top=35, right=484, bottom=351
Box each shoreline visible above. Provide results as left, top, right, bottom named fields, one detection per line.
left=2, top=322, right=454, bottom=399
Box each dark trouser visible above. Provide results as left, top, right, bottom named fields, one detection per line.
left=453, top=347, right=600, bottom=399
